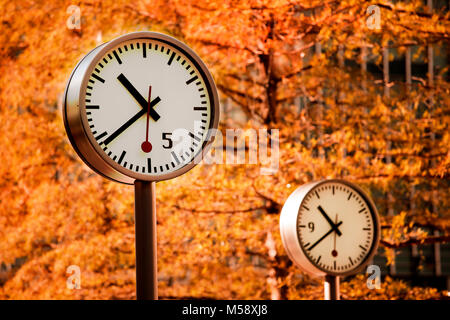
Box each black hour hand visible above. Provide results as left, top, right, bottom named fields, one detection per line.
left=117, top=73, right=160, bottom=121
left=318, top=205, right=342, bottom=236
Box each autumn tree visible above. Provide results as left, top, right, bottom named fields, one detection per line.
left=0, top=0, right=449, bottom=299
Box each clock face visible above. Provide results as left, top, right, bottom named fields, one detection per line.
left=80, top=37, right=215, bottom=179
left=296, top=181, right=377, bottom=274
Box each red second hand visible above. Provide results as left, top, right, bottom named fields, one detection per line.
left=141, top=86, right=152, bottom=153
left=332, top=214, right=338, bottom=257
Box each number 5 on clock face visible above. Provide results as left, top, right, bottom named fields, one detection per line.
left=64, top=32, right=220, bottom=184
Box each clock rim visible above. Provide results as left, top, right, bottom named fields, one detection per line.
left=64, top=31, right=220, bottom=184
left=63, top=43, right=129, bottom=184
left=280, top=179, right=380, bottom=277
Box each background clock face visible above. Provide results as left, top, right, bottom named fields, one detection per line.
left=296, top=181, right=376, bottom=274
left=82, top=38, right=214, bottom=177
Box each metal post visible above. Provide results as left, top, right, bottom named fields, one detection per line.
left=434, top=229, right=442, bottom=276
left=315, top=42, right=324, bottom=160
left=324, top=275, right=340, bottom=300
left=134, top=180, right=158, bottom=300
left=383, top=46, right=396, bottom=275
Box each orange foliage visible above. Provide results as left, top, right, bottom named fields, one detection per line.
left=0, top=0, right=449, bottom=299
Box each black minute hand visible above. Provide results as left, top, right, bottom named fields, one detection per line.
left=117, top=73, right=161, bottom=121
left=103, top=97, right=161, bottom=146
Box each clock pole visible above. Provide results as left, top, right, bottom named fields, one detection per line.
left=134, top=180, right=158, bottom=300
left=324, top=275, right=340, bottom=300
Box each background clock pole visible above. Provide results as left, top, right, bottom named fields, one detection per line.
left=324, top=275, right=340, bottom=300
left=134, top=180, right=158, bottom=300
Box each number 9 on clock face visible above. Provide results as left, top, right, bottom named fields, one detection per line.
left=279, top=180, right=380, bottom=277
left=64, top=32, right=220, bottom=184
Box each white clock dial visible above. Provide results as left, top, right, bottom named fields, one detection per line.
left=297, top=181, right=376, bottom=273
left=280, top=179, right=380, bottom=277
left=82, top=38, right=213, bottom=177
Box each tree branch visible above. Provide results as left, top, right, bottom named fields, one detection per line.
left=353, top=173, right=449, bottom=180
left=216, top=84, right=264, bottom=104
left=173, top=204, right=266, bottom=214
left=194, top=39, right=261, bottom=55
left=381, top=223, right=450, bottom=233
left=381, top=235, right=450, bottom=249
left=277, top=65, right=313, bottom=81
left=252, top=182, right=282, bottom=214
left=223, top=73, right=266, bottom=88
left=375, top=2, right=448, bottom=20
left=375, top=152, right=448, bottom=159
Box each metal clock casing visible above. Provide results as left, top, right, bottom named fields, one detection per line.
left=63, top=32, right=220, bottom=184
left=279, top=179, right=380, bottom=277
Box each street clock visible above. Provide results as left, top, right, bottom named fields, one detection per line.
left=280, top=179, right=380, bottom=277
left=63, top=31, right=220, bottom=184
